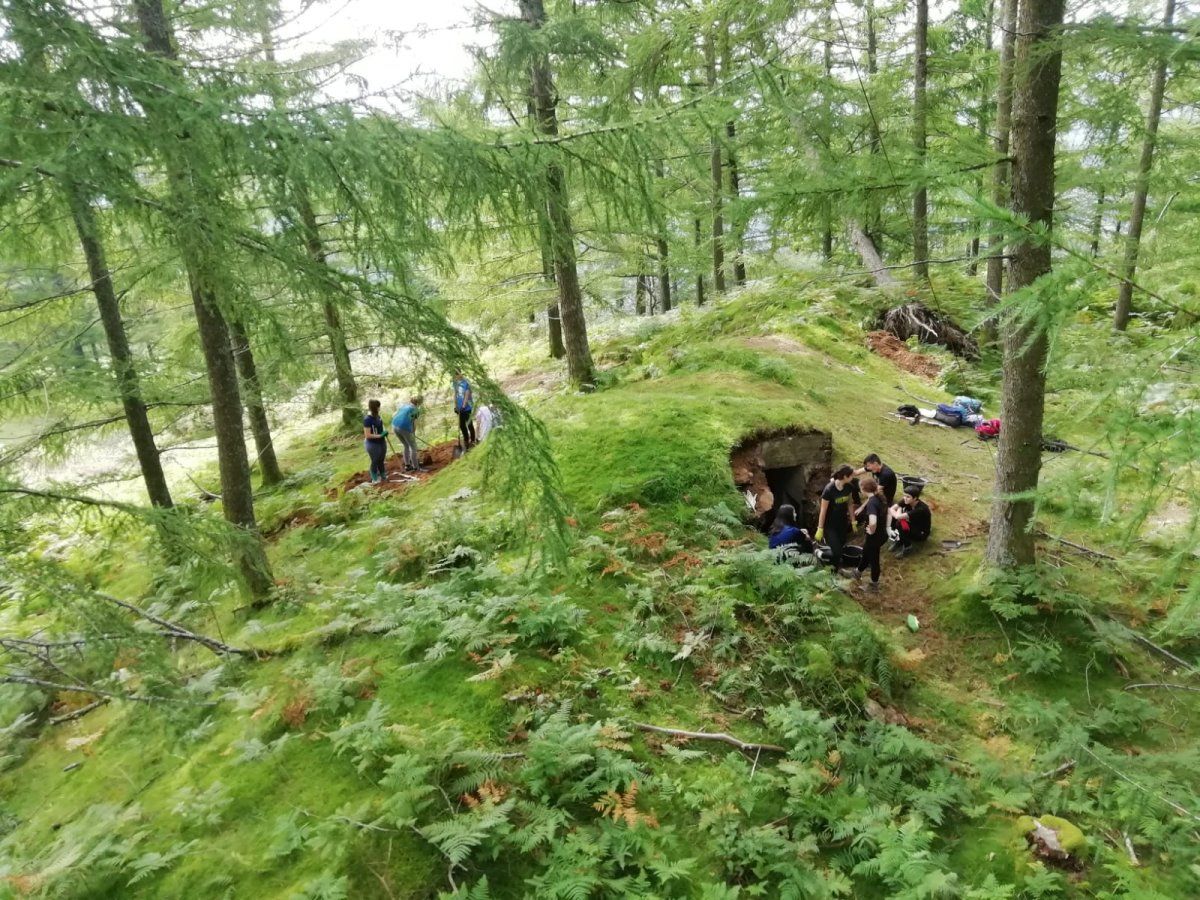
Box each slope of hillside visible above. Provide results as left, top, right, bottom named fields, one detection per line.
left=2, top=280, right=1197, bottom=899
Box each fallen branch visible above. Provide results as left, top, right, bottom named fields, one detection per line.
left=1123, top=832, right=1140, bottom=867
left=49, top=698, right=109, bottom=725
left=1036, top=758, right=1076, bottom=780
left=1, top=674, right=212, bottom=706
left=634, top=722, right=786, bottom=754
left=96, top=592, right=259, bottom=658
left=1084, top=612, right=1200, bottom=678
left=1037, top=531, right=1117, bottom=561
left=1122, top=682, right=1200, bottom=695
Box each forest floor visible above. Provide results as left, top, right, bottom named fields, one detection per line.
left=2, top=272, right=1198, bottom=898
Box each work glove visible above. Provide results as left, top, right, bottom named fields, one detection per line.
left=851, top=521, right=859, bottom=535
left=887, top=527, right=900, bottom=543
left=814, top=528, right=824, bottom=543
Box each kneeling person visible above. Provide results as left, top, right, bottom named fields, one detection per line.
left=889, top=487, right=931, bottom=556
left=768, top=504, right=813, bottom=561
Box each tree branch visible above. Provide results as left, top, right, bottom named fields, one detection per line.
left=634, top=722, right=786, bottom=753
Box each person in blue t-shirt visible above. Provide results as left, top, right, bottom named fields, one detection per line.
left=362, top=399, right=387, bottom=483
left=768, top=504, right=813, bottom=561
left=391, top=395, right=424, bottom=472
left=452, top=370, right=476, bottom=448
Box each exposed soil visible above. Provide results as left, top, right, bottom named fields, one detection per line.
left=865, top=330, right=942, bottom=380
left=730, top=426, right=832, bottom=530
left=331, top=439, right=465, bottom=497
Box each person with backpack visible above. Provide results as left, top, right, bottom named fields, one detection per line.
left=391, top=395, right=424, bottom=472
left=888, top=486, right=932, bottom=557
left=362, top=399, right=387, bottom=484
left=815, top=465, right=857, bottom=570
left=854, top=476, right=888, bottom=592
left=855, top=453, right=898, bottom=504
left=768, top=504, right=813, bottom=560
left=452, top=370, right=476, bottom=449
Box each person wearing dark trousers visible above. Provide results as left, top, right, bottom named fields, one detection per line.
left=816, top=465, right=857, bottom=571
left=855, top=453, right=898, bottom=505
left=363, top=399, right=387, bottom=484
left=391, top=395, right=424, bottom=472
left=855, top=476, right=888, bottom=592
left=452, top=369, right=476, bottom=448
left=889, top=486, right=932, bottom=557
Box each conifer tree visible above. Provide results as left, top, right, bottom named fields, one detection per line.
left=985, top=0, right=1018, bottom=305
left=1113, top=0, right=1177, bottom=331
left=912, top=0, right=930, bottom=281
left=986, top=0, right=1066, bottom=569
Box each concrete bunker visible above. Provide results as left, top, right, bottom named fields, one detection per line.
left=730, top=427, right=833, bottom=532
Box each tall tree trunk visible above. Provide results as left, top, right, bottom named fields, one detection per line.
left=228, top=319, right=283, bottom=486
left=66, top=189, right=174, bottom=509
left=704, top=33, right=726, bottom=294
left=634, top=274, right=647, bottom=315
left=822, top=3, right=834, bottom=260
left=296, top=198, right=358, bottom=426
left=985, top=0, right=1065, bottom=570
left=726, top=121, right=748, bottom=286
left=1090, top=185, right=1106, bottom=257
left=985, top=0, right=1018, bottom=305
left=694, top=217, right=706, bottom=306
left=653, top=158, right=672, bottom=312
left=969, top=0, right=996, bottom=276
left=864, top=0, right=884, bottom=248
left=520, top=0, right=594, bottom=386
left=257, top=11, right=359, bottom=427
left=912, top=0, right=930, bottom=281
left=1114, top=0, right=1176, bottom=331
left=133, top=0, right=273, bottom=597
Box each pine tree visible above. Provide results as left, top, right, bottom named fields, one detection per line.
left=912, top=0, right=930, bottom=281
left=1113, top=0, right=1177, bottom=331
left=985, top=0, right=1018, bottom=305
left=985, top=0, right=1066, bottom=569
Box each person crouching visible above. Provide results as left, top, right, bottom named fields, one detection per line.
left=768, top=504, right=813, bottom=562
left=888, top=486, right=932, bottom=557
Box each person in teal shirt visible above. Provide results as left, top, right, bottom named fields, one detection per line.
left=453, top=370, right=476, bottom=448
left=392, top=395, right=424, bottom=472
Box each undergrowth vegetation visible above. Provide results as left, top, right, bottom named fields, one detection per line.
left=2, top=278, right=1199, bottom=898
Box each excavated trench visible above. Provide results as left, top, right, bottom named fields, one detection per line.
left=730, top=427, right=833, bottom=532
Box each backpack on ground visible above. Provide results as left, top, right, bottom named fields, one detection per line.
left=975, top=418, right=1001, bottom=439
left=934, top=403, right=965, bottom=427
left=896, top=404, right=920, bottom=418
left=953, top=395, right=983, bottom=414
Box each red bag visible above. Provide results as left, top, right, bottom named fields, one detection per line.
left=975, top=418, right=1001, bottom=439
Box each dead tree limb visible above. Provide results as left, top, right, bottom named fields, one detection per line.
left=1036, top=758, right=1076, bottom=780
left=1123, top=682, right=1200, bottom=694
left=1037, top=531, right=1117, bottom=560
left=95, top=592, right=258, bottom=657
left=634, top=722, right=786, bottom=753
left=49, top=699, right=109, bottom=725
left=1, top=674, right=212, bottom=706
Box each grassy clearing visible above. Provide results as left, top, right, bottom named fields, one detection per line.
left=2, top=276, right=1198, bottom=898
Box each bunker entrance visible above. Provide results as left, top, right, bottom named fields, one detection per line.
left=730, top=428, right=833, bottom=533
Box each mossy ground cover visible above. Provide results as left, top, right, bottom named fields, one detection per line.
left=2, top=276, right=1198, bottom=898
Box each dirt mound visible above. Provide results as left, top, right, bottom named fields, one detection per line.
left=332, top=439, right=464, bottom=497
left=865, top=331, right=942, bottom=380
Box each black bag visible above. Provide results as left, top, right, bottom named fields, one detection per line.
left=897, top=404, right=920, bottom=418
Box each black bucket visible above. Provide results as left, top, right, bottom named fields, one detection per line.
left=900, top=474, right=927, bottom=491
left=814, top=543, right=863, bottom=566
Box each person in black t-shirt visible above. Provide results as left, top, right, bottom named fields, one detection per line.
left=855, top=453, right=898, bottom=505
left=855, top=476, right=888, bottom=591
left=816, top=464, right=857, bottom=570
left=889, top=487, right=932, bottom=557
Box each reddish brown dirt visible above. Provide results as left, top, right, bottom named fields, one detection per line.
left=330, top=439, right=464, bottom=497
left=730, top=443, right=773, bottom=518
left=865, top=330, right=942, bottom=380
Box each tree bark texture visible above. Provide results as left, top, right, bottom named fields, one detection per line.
left=726, top=121, right=747, bottom=286
left=969, top=0, right=996, bottom=277
left=66, top=189, right=174, bottom=509
left=985, top=0, right=1018, bottom=304
left=520, top=0, right=594, bottom=386
left=912, top=0, right=930, bottom=281
left=704, top=33, right=726, bottom=295
left=985, top=0, right=1066, bottom=570
left=653, top=158, right=672, bottom=312
left=228, top=319, right=283, bottom=486
left=1090, top=185, right=1106, bottom=257
left=864, top=0, right=884, bottom=246
left=296, top=197, right=358, bottom=425
left=694, top=217, right=706, bottom=305
left=133, top=0, right=273, bottom=596
left=1114, top=0, right=1176, bottom=331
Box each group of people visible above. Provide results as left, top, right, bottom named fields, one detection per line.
left=768, top=453, right=932, bottom=592
left=360, top=370, right=496, bottom=484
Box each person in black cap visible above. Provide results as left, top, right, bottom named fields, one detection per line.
left=888, top=486, right=932, bottom=557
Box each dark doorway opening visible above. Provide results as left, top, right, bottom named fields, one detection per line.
left=730, top=427, right=833, bottom=533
